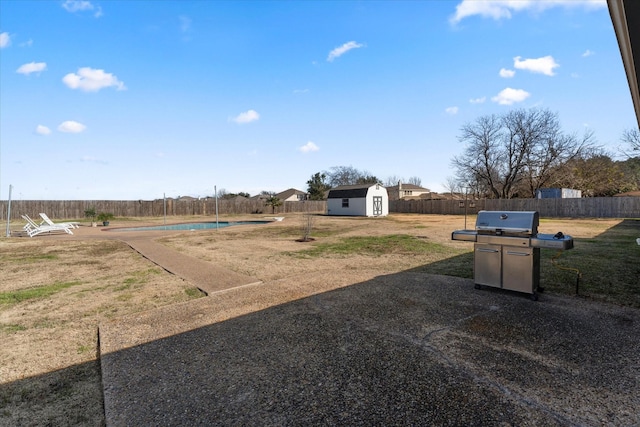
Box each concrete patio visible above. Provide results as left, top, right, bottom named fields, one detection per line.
left=98, top=234, right=640, bottom=426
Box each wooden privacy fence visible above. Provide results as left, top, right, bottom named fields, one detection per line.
left=1, top=197, right=639, bottom=221
left=0, top=199, right=327, bottom=221
left=390, top=197, right=640, bottom=218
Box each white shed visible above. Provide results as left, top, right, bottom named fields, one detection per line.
left=326, top=184, right=388, bottom=217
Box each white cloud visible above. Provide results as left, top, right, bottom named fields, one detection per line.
left=491, top=88, right=530, bottom=105
left=16, top=62, right=47, bottom=75
left=445, top=107, right=459, bottom=115
left=35, top=125, right=51, bottom=135
left=230, top=109, right=260, bottom=124
left=514, top=56, right=559, bottom=76
left=450, top=0, right=606, bottom=24
left=299, top=141, right=319, bottom=153
left=62, top=0, right=102, bottom=17
left=62, top=0, right=93, bottom=12
left=80, top=155, right=108, bottom=164
left=20, top=39, right=33, bottom=47
left=327, top=41, right=364, bottom=62
left=582, top=49, right=595, bottom=57
left=179, top=15, right=191, bottom=32
left=499, top=68, right=515, bottom=78
left=0, top=32, right=10, bottom=48
left=58, top=120, right=87, bottom=133
left=469, top=97, right=486, bottom=104
left=62, top=67, right=126, bottom=92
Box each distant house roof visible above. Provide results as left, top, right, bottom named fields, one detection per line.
left=226, top=195, right=249, bottom=202
left=276, top=188, right=307, bottom=201
left=386, top=183, right=430, bottom=192
left=327, top=184, right=381, bottom=199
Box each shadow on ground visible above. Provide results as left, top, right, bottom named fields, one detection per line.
left=0, top=360, right=104, bottom=426
left=99, top=273, right=639, bottom=426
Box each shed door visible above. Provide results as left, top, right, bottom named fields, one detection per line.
left=372, top=196, right=383, bottom=216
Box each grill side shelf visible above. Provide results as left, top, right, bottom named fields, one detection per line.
left=530, top=234, right=574, bottom=250
left=451, top=230, right=478, bottom=242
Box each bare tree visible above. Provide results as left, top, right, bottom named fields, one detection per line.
left=407, top=176, right=422, bottom=186
left=384, top=175, right=404, bottom=186
left=326, top=166, right=361, bottom=187
left=452, top=108, right=591, bottom=198
left=518, top=118, right=592, bottom=198
left=452, top=113, right=503, bottom=198
left=442, top=176, right=461, bottom=196
left=299, top=201, right=316, bottom=242
left=326, top=166, right=379, bottom=187
left=621, top=128, right=640, bottom=155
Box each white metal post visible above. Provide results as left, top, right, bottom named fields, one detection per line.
left=464, top=187, right=468, bottom=230
left=215, top=186, right=219, bottom=229
left=5, top=185, right=12, bottom=237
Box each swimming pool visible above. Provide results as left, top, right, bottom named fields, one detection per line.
left=108, top=221, right=271, bottom=232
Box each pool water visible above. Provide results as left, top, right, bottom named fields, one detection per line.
left=108, top=221, right=270, bottom=232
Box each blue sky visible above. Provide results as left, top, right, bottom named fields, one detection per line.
left=0, top=0, right=635, bottom=200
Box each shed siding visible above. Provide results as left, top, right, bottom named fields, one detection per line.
left=326, top=184, right=388, bottom=217
left=327, top=197, right=367, bottom=216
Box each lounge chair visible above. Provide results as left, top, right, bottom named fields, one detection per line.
left=39, top=213, right=80, bottom=229
left=21, top=215, right=73, bottom=237
left=23, top=214, right=70, bottom=233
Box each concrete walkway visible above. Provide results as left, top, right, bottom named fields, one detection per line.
left=123, top=236, right=261, bottom=295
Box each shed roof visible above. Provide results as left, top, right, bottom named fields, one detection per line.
left=327, top=184, right=382, bottom=199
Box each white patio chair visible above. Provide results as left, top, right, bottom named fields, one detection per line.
left=39, top=213, right=80, bottom=229
left=21, top=215, right=73, bottom=237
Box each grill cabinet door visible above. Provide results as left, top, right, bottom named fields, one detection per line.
left=474, top=243, right=501, bottom=287
left=502, top=248, right=538, bottom=294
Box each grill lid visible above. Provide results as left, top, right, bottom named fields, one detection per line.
left=475, top=211, right=539, bottom=235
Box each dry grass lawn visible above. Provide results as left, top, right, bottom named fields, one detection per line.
left=0, top=213, right=638, bottom=425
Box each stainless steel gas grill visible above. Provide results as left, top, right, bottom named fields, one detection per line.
left=451, top=210, right=574, bottom=300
